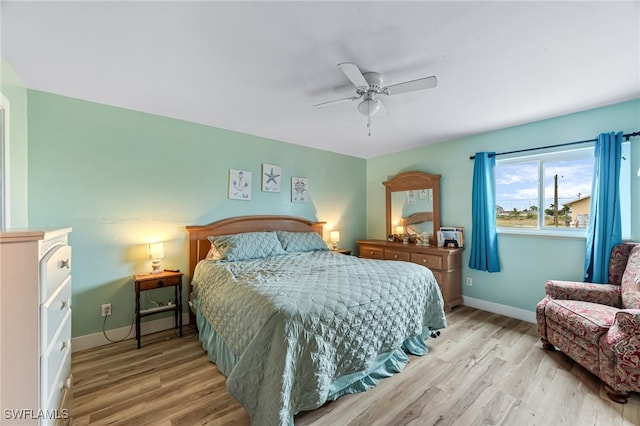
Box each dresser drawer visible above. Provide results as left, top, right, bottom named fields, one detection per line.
left=384, top=250, right=410, bottom=262
left=40, top=244, right=72, bottom=302
left=41, top=275, right=72, bottom=354
left=43, top=354, right=71, bottom=426
left=359, top=245, right=384, bottom=259
left=55, top=375, right=73, bottom=426
left=42, top=310, right=71, bottom=410
left=411, top=253, right=443, bottom=270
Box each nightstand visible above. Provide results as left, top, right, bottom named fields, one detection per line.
left=134, top=270, right=183, bottom=349
left=335, top=249, right=352, bottom=255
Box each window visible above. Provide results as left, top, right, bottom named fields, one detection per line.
left=495, top=143, right=631, bottom=237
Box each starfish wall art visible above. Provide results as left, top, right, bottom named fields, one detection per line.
left=262, top=164, right=281, bottom=192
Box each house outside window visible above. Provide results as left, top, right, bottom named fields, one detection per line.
left=563, top=196, right=591, bottom=228
left=495, top=142, right=631, bottom=238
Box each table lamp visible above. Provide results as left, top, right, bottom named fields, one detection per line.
left=330, top=231, right=340, bottom=250
left=148, top=242, right=164, bottom=274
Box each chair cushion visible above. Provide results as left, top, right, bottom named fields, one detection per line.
left=621, top=245, right=640, bottom=309
left=545, top=300, right=618, bottom=346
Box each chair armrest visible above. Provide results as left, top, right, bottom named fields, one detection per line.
left=544, top=280, right=622, bottom=307
left=601, top=310, right=640, bottom=392
left=614, top=309, right=640, bottom=330
left=603, top=310, right=640, bottom=346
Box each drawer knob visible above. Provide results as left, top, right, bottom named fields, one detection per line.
left=59, top=259, right=70, bottom=269
left=370, top=251, right=374, bottom=255
left=60, top=300, right=67, bottom=310
left=60, top=339, right=70, bottom=351
left=394, top=254, right=398, bottom=259
left=422, top=259, right=427, bottom=263
left=157, top=280, right=164, bottom=287
left=60, top=377, right=72, bottom=392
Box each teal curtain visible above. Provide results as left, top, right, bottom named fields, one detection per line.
left=469, top=152, right=500, bottom=272
left=583, top=132, right=623, bottom=283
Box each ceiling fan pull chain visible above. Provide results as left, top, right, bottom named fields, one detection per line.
left=367, top=113, right=372, bottom=136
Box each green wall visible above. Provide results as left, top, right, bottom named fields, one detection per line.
left=26, top=90, right=366, bottom=337
left=367, top=99, right=640, bottom=314
left=16, top=83, right=640, bottom=337
left=0, top=58, right=29, bottom=227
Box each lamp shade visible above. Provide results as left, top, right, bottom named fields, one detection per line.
left=330, top=231, right=340, bottom=243
left=395, top=226, right=404, bottom=234
left=148, top=242, right=165, bottom=259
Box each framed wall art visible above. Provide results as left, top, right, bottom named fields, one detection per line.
left=262, top=164, right=281, bottom=192
left=291, top=176, right=309, bottom=203
left=228, top=169, right=252, bottom=200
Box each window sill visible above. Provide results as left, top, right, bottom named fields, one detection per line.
left=497, top=228, right=588, bottom=240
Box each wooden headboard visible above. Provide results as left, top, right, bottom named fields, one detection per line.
left=186, top=215, right=325, bottom=279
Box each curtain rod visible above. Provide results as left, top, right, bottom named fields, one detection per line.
left=469, top=131, right=640, bottom=160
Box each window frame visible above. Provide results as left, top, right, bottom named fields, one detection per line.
left=495, top=142, right=631, bottom=239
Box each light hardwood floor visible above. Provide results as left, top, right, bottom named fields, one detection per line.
left=71, top=306, right=640, bottom=425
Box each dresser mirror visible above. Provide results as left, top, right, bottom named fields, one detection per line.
left=384, top=171, right=441, bottom=246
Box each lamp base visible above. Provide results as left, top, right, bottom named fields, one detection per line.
left=151, top=259, right=162, bottom=274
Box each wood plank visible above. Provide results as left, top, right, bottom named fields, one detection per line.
left=71, top=307, right=640, bottom=425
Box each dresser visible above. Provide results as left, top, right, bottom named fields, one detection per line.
left=357, top=240, right=463, bottom=311
left=0, top=228, right=72, bottom=425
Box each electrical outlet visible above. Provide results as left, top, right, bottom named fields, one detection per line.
left=101, top=303, right=112, bottom=317
left=466, top=277, right=473, bottom=286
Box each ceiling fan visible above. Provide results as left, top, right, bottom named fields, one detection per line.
left=313, top=62, right=438, bottom=135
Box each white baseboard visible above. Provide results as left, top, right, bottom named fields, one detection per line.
left=71, top=313, right=191, bottom=353
left=73, top=300, right=533, bottom=352
left=462, top=296, right=536, bottom=324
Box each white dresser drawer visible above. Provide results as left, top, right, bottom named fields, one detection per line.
left=41, top=275, right=72, bottom=354
left=41, top=310, right=72, bottom=410
left=43, top=353, right=72, bottom=426
left=40, top=244, right=72, bottom=302
left=55, top=374, right=73, bottom=426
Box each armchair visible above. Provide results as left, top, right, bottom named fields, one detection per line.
left=536, top=242, right=640, bottom=403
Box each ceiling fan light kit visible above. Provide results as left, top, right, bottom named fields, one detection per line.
left=314, top=62, right=438, bottom=135
left=358, top=96, right=381, bottom=116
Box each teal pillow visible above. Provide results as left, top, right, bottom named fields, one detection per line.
left=276, top=231, right=329, bottom=253
left=208, top=232, right=286, bottom=261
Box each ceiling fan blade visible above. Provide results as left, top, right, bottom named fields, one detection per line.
left=337, top=62, right=369, bottom=90
left=384, top=75, right=438, bottom=96
left=313, top=95, right=362, bottom=109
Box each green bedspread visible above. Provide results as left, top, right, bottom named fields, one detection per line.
left=192, top=250, right=446, bottom=425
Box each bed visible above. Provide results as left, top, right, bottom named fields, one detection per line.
left=186, top=215, right=446, bottom=425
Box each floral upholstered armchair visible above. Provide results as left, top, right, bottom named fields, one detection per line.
left=536, top=242, right=640, bottom=403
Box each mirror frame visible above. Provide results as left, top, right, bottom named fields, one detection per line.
left=384, top=171, right=441, bottom=246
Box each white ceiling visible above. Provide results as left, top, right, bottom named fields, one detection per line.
left=2, top=1, right=639, bottom=159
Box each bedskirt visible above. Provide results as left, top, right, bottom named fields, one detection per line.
left=195, top=299, right=436, bottom=425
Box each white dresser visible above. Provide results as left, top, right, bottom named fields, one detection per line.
left=0, top=228, right=72, bottom=425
